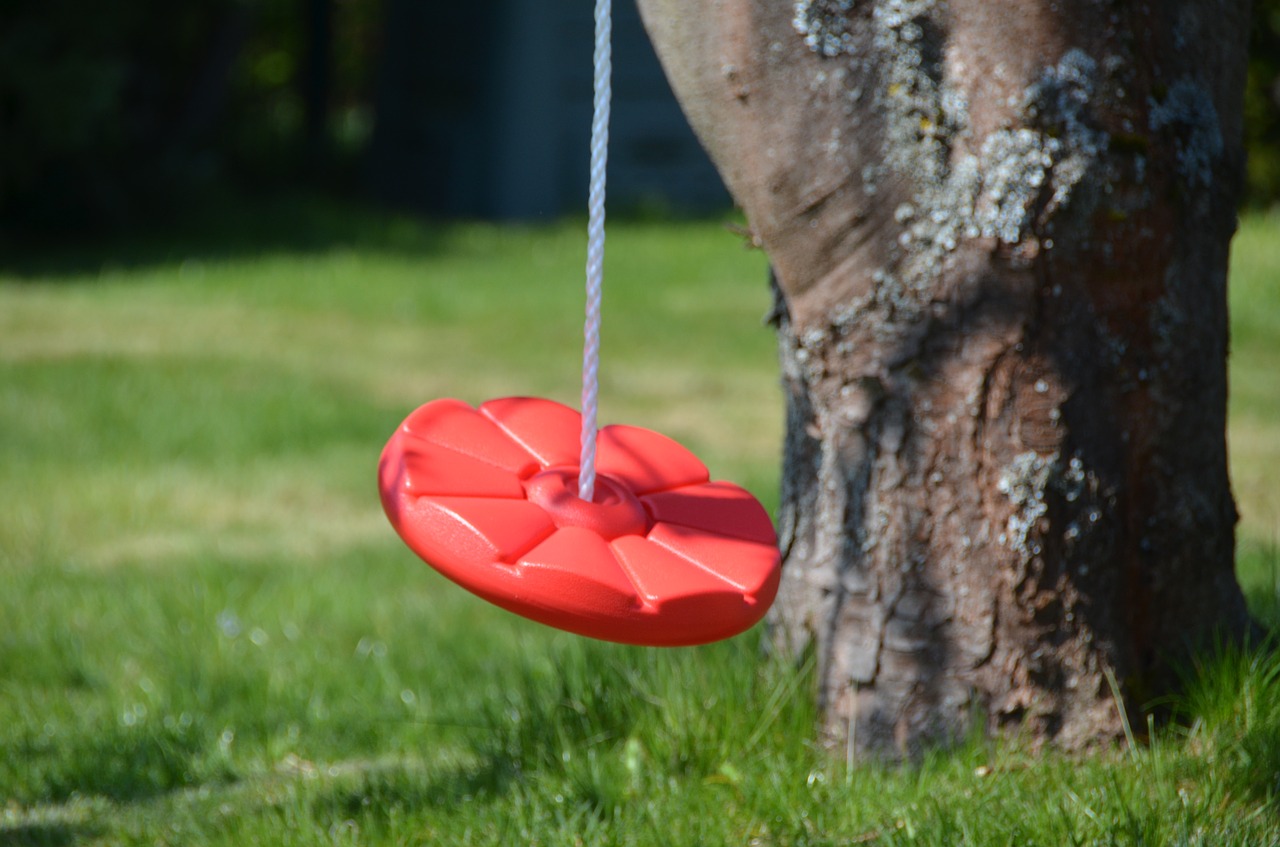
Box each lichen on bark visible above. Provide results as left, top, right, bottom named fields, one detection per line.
left=1148, top=78, right=1224, bottom=188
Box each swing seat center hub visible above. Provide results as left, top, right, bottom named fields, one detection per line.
left=524, top=468, right=650, bottom=540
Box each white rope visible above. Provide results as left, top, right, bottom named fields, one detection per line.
left=579, top=0, right=611, bottom=502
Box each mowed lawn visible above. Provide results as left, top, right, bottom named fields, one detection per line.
left=2, top=199, right=1279, bottom=846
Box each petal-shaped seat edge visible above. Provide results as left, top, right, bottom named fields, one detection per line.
left=641, top=481, right=777, bottom=545
left=645, top=521, right=780, bottom=597
left=402, top=399, right=542, bottom=476
left=480, top=396, right=583, bottom=468
left=596, top=424, right=709, bottom=495
left=399, top=438, right=526, bottom=499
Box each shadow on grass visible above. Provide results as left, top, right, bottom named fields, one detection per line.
left=308, top=757, right=516, bottom=822
left=302, top=645, right=634, bottom=822
left=304, top=634, right=789, bottom=825
left=14, top=723, right=236, bottom=807
left=0, top=822, right=101, bottom=847
left=0, top=194, right=455, bottom=280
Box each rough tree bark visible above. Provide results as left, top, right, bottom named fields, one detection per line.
left=637, top=0, right=1255, bottom=755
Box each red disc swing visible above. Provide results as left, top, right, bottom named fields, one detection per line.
left=377, top=0, right=780, bottom=647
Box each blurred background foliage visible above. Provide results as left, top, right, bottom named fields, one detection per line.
left=1248, top=0, right=1280, bottom=207
left=0, top=0, right=378, bottom=234
left=1, top=0, right=1278, bottom=237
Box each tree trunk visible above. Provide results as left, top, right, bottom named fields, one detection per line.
left=637, top=0, right=1255, bottom=755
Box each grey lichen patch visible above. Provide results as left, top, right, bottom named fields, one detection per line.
left=796, top=325, right=834, bottom=383
left=871, top=0, right=961, bottom=186
left=793, top=0, right=858, bottom=57
left=1148, top=78, right=1222, bottom=188
left=794, top=0, right=957, bottom=183
left=998, top=450, right=1057, bottom=559
left=964, top=50, right=1106, bottom=245
left=1057, top=455, right=1089, bottom=504
left=791, top=9, right=1111, bottom=323
left=1022, top=50, right=1109, bottom=215
left=969, top=129, right=1056, bottom=245
left=800, top=0, right=965, bottom=316
left=884, top=50, right=1108, bottom=315
left=999, top=449, right=1110, bottom=571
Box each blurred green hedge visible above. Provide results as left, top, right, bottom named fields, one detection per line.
left=1, top=0, right=1278, bottom=235
left=1247, top=0, right=1280, bottom=208
left=0, top=0, right=377, bottom=234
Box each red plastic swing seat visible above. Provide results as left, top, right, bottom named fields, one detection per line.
left=378, top=396, right=781, bottom=646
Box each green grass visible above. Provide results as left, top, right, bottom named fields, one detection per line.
left=1231, top=211, right=1280, bottom=610
left=2, top=197, right=1279, bottom=845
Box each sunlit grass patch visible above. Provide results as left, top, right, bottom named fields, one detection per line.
left=0, top=198, right=1277, bottom=845
left=1230, top=210, right=1280, bottom=559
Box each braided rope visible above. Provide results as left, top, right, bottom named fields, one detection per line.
left=578, top=0, right=611, bottom=502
